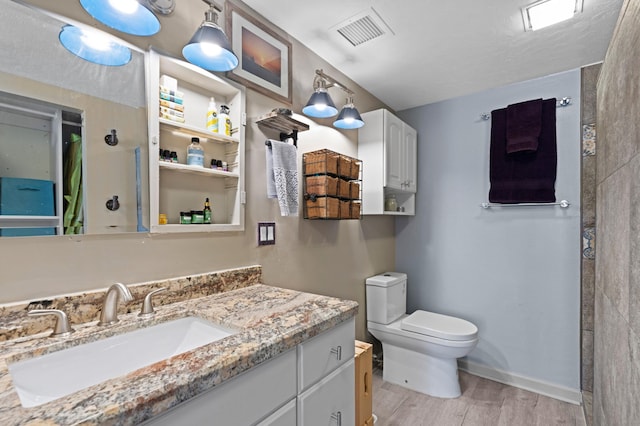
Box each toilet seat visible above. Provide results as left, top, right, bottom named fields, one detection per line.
left=401, top=310, right=478, bottom=341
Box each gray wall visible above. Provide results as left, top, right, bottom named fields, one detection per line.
left=396, top=70, right=582, bottom=390
left=594, top=0, right=640, bottom=423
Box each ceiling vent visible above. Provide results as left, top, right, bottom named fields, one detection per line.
left=331, top=8, right=394, bottom=47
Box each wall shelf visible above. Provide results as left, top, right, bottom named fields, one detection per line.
left=256, top=111, right=309, bottom=134
left=256, top=111, right=309, bottom=147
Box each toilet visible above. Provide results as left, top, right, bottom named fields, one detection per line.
left=366, top=272, right=478, bottom=398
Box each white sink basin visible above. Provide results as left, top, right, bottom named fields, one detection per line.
left=8, top=316, right=236, bottom=407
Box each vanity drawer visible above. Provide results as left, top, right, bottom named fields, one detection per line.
left=144, top=349, right=296, bottom=426
left=297, top=318, right=355, bottom=392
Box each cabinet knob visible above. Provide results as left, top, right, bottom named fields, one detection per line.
left=331, top=411, right=342, bottom=425
left=330, top=345, right=342, bottom=360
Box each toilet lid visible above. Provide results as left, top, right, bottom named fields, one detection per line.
left=401, top=310, right=478, bottom=341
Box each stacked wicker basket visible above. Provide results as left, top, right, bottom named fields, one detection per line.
left=303, top=149, right=362, bottom=219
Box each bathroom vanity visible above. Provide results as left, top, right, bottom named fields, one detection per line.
left=0, top=283, right=358, bottom=425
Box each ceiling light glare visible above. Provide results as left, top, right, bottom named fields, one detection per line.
left=109, top=0, right=139, bottom=14
left=523, top=0, right=583, bottom=31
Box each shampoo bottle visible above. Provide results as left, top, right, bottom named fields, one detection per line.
left=207, top=97, right=218, bottom=133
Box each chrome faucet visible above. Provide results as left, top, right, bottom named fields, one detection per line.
left=98, top=282, right=133, bottom=326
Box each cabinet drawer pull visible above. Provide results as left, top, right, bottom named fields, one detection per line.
left=330, top=345, right=342, bottom=360
left=331, top=411, right=342, bottom=425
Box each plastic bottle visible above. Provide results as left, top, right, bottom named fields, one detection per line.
left=204, top=197, right=212, bottom=224
left=187, top=137, right=204, bottom=167
left=207, top=97, right=218, bottom=133
left=218, top=105, right=231, bottom=136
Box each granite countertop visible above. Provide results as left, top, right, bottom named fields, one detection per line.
left=0, top=284, right=358, bottom=425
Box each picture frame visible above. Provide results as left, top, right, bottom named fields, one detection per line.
left=225, top=2, right=292, bottom=104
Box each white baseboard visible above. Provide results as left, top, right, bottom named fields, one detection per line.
left=458, top=359, right=582, bottom=405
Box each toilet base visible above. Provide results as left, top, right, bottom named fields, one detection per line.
left=382, top=343, right=462, bottom=398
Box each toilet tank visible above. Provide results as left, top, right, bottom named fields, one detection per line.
left=365, top=272, right=407, bottom=324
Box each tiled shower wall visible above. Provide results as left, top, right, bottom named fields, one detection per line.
left=580, top=64, right=600, bottom=426
left=581, top=64, right=600, bottom=395
left=594, top=0, right=640, bottom=423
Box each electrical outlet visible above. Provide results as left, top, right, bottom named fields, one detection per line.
left=258, top=222, right=276, bottom=245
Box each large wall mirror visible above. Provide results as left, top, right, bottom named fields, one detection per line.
left=0, top=0, right=149, bottom=237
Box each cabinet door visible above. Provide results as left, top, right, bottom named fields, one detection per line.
left=384, top=112, right=404, bottom=190
left=297, top=359, right=355, bottom=426
left=403, top=124, right=417, bottom=193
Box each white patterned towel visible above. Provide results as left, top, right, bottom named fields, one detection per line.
left=265, top=139, right=298, bottom=216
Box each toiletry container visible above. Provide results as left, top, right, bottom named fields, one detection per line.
left=218, top=105, right=231, bottom=136
left=207, top=97, right=218, bottom=133
left=187, top=137, right=204, bottom=167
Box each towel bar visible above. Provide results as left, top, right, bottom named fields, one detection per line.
left=479, top=97, right=571, bottom=121
left=480, top=200, right=570, bottom=209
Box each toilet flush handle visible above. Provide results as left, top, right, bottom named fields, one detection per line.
left=331, top=345, right=342, bottom=360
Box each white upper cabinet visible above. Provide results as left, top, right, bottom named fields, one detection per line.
left=147, top=50, right=246, bottom=233
left=358, top=109, right=417, bottom=216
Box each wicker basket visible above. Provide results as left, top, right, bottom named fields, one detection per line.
left=350, top=181, right=361, bottom=199
left=304, top=150, right=339, bottom=176
left=349, top=160, right=361, bottom=180
left=339, top=200, right=351, bottom=219
left=306, top=196, right=339, bottom=219
left=350, top=201, right=361, bottom=219
left=338, top=178, right=351, bottom=198
left=338, top=155, right=352, bottom=179
left=305, top=175, right=338, bottom=197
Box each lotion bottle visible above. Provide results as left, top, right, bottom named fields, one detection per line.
left=207, top=97, right=218, bottom=133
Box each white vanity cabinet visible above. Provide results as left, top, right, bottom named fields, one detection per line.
left=147, top=50, right=246, bottom=232
left=358, top=109, right=417, bottom=215
left=143, top=318, right=355, bottom=426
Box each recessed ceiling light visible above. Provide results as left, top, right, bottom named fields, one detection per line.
left=522, top=0, right=583, bottom=31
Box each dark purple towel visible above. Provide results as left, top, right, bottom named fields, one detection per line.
left=489, top=98, right=557, bottom=203
left=506, top=98, right=543, bottom=153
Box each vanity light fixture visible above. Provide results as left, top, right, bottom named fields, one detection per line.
left=182, top=0, right=238, bottom=72
left=303, top=69, right=365, bottom=129
left=522, top=0, right=583, bottom=31
left=59, top=25, right=132, bottom=66
left=79, top=0, right=174, bottom=36
left=333, top=96, right=365, bottom=129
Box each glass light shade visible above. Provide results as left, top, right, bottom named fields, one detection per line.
left=59, top=25, right=132, bottom=66
left=333, top=104, right=364, bottom=129
left=80, top=0, right=160, bottom=36
left=182, top=22, right=238, bottom=72
left=302, top=89, right=338, bottom=118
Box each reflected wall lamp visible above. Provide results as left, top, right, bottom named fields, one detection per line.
left=79, top=0, right=175, bottom=36
left=182, top=0, right=238, bottom=72
left=302, top=69, right=364, bottom=129
left=59, top=24, right=132, bottom=66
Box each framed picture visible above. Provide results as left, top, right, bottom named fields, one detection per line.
left=225, top=2, right=292, bottom=104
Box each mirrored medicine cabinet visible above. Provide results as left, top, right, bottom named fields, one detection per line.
left=0, top=0, right=149, bottom=237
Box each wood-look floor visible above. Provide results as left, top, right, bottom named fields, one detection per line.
left=372, top=369, right=585, bottom=426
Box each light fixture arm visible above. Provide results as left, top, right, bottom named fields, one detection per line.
left=313, top=69, right=355, bottom=96
left=201, top=0, right=224, bottom=13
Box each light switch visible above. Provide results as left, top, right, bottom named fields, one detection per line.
left=258, top=222, right=276, bottom=245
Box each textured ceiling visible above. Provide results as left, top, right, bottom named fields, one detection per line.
left=242, top=0, right=623, bottom=111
